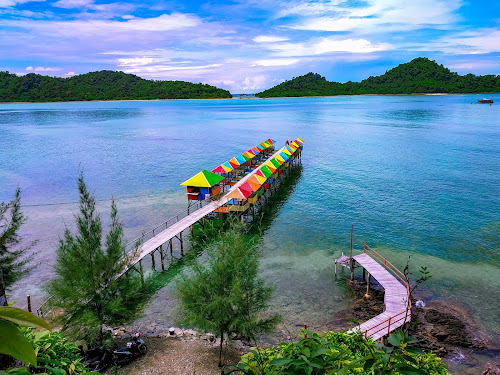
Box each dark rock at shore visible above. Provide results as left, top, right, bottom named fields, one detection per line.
left=335, top=277, right=490, bottom=360
left=483, top=361, right=500, bottom=375
left=425, top=309, right=479, bottom=348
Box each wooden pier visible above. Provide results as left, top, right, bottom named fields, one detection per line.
left=36, top=138, right=304, bottom=317
left=119, top=142, right=301, bottom=278
left=338, top=243, right=411, bottom=341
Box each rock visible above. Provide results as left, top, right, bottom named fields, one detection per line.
left=483, top=362, right=500, bottom=375
left=169, top=327, right=176, bottom=336
left=174, top=328, right=184, bottom=337
left=183, top=329, right=197, bottom=336
left=206, top=333, right=215, bottom=343
left=415, top=300, right=425, bottom=308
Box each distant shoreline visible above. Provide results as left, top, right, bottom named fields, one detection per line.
left=254, top=92, right=498, bottom=99
left=0, top=92, right=498, bottom=104
left=0, top=97, right=235, bottom=104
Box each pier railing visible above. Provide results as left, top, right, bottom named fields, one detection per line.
left=361, top=243, right=412, bottom=338
left=37, top=198, right=214, bottom=317
left=123, top=198, right=212, bottom=253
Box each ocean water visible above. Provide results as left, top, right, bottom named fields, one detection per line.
left=1, top=96, right=499, bottom=364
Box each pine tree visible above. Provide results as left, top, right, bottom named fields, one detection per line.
left=47, top=173, right=142, bottom=338
left=175, top=223, right=280, bottom=367
left=0, top=187, right=36, bottom=289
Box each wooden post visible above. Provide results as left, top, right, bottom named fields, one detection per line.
left=363, top=268, right=366, bottom=282
left=190, top=225, right=194, bottom=235
left=350, top=224, right=354, bottom=282
left=169, top=239, right=173, bottom=257
left=151, top=251, right=156, bottom=270
left=365, top=273, right=371, bottom=298
left=27, top=294, right=32, bottom=313
left=202, top=218, right=205, bottom=235
left=0, top=268, right=7, bottom=307
left=334, top=260, right=337, bottom=279
left=139, top=260, right=144, bottom=285
left=159, top=244, right=165, bottom=272
left=180, top=231, right=184, bottom=255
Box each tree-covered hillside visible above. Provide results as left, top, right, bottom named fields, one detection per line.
left=257, top=58, right=500, bottom=97
left=0, top=70, right=232, bottom=102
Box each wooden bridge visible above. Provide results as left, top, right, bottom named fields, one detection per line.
left=338, top=244, right=411, bottom=341
left=118, top=144, right=295, bottom=279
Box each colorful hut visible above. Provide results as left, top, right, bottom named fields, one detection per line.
left=181, top=170, right=224, bottom=201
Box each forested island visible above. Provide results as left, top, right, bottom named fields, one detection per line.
left=257, top=58, right=500, bottom=97
left=0, top=70, right=232, bottom=102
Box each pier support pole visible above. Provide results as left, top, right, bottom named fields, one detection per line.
left=334, top=260, right=337, bottom=279
left=363, top=268, right=366, bottom=282
left=160, top=244, right=165, bottom=272
left=190, top=225, right=194, bottom=235
left=151, top=251, right=156, bottom=271
left=365, top=273, right=371, bottom=298
left=201, top=218, right=205, bottom=235
left=169, top=239, right=173, bottom=257
left=350, top=225, right=354, bottom=282
left=139, top=260, right=144, bottom=285
left=27, top=295, right=32, bottom=313
left=180, top=231, right=184, bottom=256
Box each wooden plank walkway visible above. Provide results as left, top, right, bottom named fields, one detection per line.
left=350, top=253, right=410, bottom=341
left=119, top=145, right=288, bottom=276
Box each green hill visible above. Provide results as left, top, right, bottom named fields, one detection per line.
left=257, top=57, right=500, bottom=97
left=0, top=70, right=232, bottom=102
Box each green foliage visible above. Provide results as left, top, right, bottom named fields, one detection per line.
left=0, top=188, right=36, bottom=288
left=23, top=328, right=88, bottom=375
left=232, top=330, right=449, bottom=375
left=0, top=70, right=232, bottom=102
left=175, top=223, right=280, bottom=366
left=257, top=58, right=500, bottom=97
left=0, top=307, right=51, bottom=366
left=46, top=173, right=144, bottom=338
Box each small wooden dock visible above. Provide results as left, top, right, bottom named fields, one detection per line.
left=340, top=244, right=411, bottom=341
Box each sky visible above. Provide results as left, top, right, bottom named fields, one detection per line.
left=1, top=0, right=499, bottom=92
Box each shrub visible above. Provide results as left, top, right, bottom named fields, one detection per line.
left=232, top=330, right=449, bottom=374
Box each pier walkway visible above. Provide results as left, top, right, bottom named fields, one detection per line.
left=346, top=244, right=411, bottom=341
left=119, top=145, right=289, bottom=277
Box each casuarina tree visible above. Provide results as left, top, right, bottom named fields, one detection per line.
left=47, top=173, right=143, bottom=339
left=0, top=187, right=36, bottom=290
left=176, top=223, right=280, bottom=367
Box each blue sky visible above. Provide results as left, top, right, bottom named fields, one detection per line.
left=1, top=0, right=499, bottom=92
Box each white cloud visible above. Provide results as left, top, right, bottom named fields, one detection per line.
left=277, top=0, right=344, bottom=17
left=241, top=75, right=268, bottom=91
left=34, top=66, right=59, bottom=72
left=253, top=35, right=289, bottom=43
left=25, top=66, right=33, bottom=71
left=286, top=0, right=463, bottom=33
left=264, top=37, right=391, bottom=57
left=120, top=63, right=221, bottom=74
left=118, top=57, right=161, bottom=67
left=1, top=13, right=202, bottom=37
left=251, top=58, right=300, bottom=66
left=0, top=0, right=44, bottom=8
left=441, top=29, right=500, bottom=54
left=52, top=0, right=92, bottom=9
left=64, top=71, right=75, bottom=76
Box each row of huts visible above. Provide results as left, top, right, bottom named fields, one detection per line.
left=180, top=138, right=304, bottom=214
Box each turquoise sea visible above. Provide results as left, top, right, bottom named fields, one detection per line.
left=1, top=95, right=499, bottom=372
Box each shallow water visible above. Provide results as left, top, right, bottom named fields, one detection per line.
left=1, top=96, right=499, bottom=367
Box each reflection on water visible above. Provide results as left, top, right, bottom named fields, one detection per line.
left=0, top=95, right=499, bottom=355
